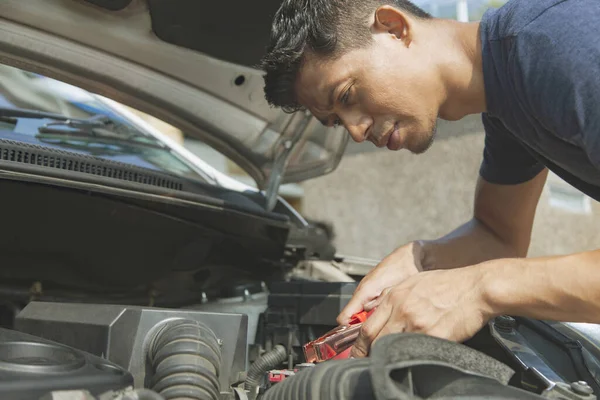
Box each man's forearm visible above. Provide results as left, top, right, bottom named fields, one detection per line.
left=418, top=217, right=525, bottom=271
left=481, top=249, right=600, bottom=323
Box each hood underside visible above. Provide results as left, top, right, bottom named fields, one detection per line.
left=0, top=0, right=348, bottom=189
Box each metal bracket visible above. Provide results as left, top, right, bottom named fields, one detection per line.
left=490, top=317, right=597, bottom=400
left=263, top=111, right=312, bottom=212
left=232, top=387, right=249, bottom=400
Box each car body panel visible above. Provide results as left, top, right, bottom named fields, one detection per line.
left=0, top=63, right=310, bottom=228
left=0, top=0, right=349, bottom=189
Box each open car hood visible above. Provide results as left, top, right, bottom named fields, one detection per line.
left=0, top=0, right=348, bottom=192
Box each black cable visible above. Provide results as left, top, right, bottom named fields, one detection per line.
left=244, top=344, right=287, bottom=400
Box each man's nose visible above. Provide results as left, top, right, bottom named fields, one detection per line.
left=342, top=113, right=372, bottom=143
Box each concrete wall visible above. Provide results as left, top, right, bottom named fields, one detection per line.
left=300, top=122, right=600, bottom=261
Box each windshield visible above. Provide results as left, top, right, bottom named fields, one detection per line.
left=0, top=64, right=205, bottom=181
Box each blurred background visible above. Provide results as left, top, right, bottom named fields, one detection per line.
left=413, top=0, right=507, bottom=21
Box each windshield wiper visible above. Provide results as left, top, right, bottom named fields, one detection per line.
left=0, top=107, right=80, bottom=122
left=0, top=108, right=128, bottom=136
left=0, top=107, right=162, bottom=147
left=38, top=114, right=142, bottom=138
left=37, top=127, right=166, bottom=150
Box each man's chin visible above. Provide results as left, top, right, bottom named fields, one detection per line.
left=411, top=137, right=434, bottom=154
left=407, top=123, right=438, bottom=155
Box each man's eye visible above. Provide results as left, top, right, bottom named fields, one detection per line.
left=341, top=88, right=351, bottom=104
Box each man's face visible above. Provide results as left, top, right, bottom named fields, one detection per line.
left=295, top=18, right=442, bottom=153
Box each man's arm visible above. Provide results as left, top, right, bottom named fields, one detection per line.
left=418, top=168, right=549, bottom=270
left=351, top=244, right=600, bottom=358
left=338, top=169, right=548, bottom=325
left=484, top=249, right=600, bottom=323
left=415, top=167, right=600, bottom=326
left=348, top=167, right=600, bottom=356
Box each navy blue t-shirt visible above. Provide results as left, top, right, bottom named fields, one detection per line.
left=479, top=0, right=600, bottom=200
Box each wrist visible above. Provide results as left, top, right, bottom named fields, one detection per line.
left=478, top=258, right=523, bottom=318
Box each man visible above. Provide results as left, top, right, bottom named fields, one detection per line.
left=259, top=0, right=600, bottom=358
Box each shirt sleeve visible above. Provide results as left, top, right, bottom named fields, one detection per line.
left=479, top=113, right=546, bottom=185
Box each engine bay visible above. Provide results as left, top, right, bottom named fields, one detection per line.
left=0, top=160, right=596, bottom=399
left=2, top=2, right=599, bottom=398
left=0, top=280, right=598, bottom=400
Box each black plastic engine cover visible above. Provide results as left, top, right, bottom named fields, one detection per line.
left=256, top=281, right=358, bottom=362
left=267, top=281, right=358, bottom=326
left=0, top=327, right=132, bottom=399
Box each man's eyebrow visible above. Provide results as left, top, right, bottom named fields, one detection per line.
left=311, top=81, right=344, bottom=127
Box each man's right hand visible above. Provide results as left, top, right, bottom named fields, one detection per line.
left=336, top=241, right=425, bottom=325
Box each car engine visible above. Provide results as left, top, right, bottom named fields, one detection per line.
left=0, top=279, right=597, bottom=400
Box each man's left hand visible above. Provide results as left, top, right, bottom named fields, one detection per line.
left=349, top=265, right=495, bottom=358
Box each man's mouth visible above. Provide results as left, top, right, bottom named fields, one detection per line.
left=381, top=123, right=401, bottom=150
left=370, top=123, right=402, bottom=149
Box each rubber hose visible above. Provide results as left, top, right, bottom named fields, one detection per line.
left=148, top=319, right=222, bottom=400
left=244, top=345, right=287, bottom=400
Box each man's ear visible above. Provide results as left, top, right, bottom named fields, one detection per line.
left=372, top=5, right=412, bottom=45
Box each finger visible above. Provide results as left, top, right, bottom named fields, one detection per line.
left=338, top=257, right=393, bottom=324
left=338, top=297, right=365, bottom=325
left=349, top=303, right=392, bottom=358
left=337, top=285, right=378, bottom=325
left=364, top=286, right=392, bottom=311
left=373, top=321, right=406, bottom=346
left=374, top=315, right=407, bottom=337
left=338, top=278, right=397, bottom=324
left=363, top=298, right=379, bottom=311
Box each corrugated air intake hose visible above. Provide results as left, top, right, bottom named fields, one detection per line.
left=148, top=319, right=222, bottom=400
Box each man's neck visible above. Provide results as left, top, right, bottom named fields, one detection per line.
left=434, top=19, right=487, bottom=121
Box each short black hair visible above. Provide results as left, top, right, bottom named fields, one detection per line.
left=260, top=0, right=431, bottom=113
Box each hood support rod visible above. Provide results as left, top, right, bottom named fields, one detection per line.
left=263, top=111, right=312, bottom=212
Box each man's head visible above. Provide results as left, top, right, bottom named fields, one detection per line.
left=260, top=0, right=447, bottom=153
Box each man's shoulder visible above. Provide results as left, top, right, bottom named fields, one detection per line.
left=483, top=0, right=595, bottom=41
left=482, top=0, right=600, bottom=114
left=482, top=0, right=600, bottom=175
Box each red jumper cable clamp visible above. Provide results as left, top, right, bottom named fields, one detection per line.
left=303, top=309, right=374, bottom=363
